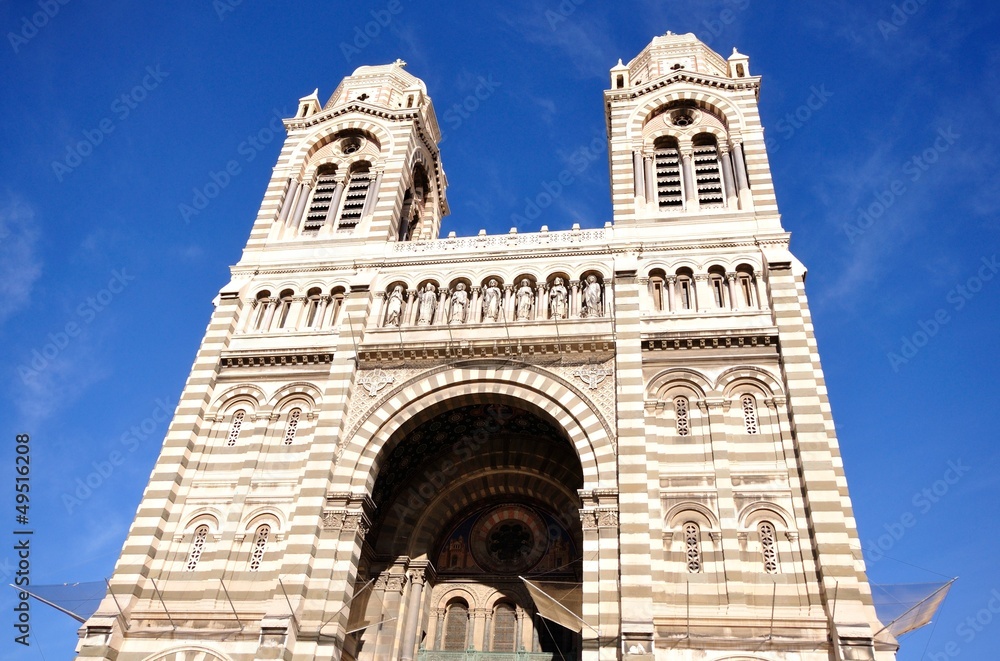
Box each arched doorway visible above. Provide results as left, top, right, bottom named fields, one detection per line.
left=346, top=401, right=584, bottom=660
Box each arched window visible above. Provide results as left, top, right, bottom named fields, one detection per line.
left=249, top=524, right=270, bottom=571
left=283, top=408, right=301, bottom=445
left=693, top=134, right=725, bottom=208
left=275, top=290, right=294, bottom=329
left=675, top=269, right=695, bottom=311
left=491, top=603, right=517, bottom=651
left=304, top=167, right=339, bottom=232
left=684, top=521, right=702, bottom=573
left=708, top=267, right=728, bottom=309
left=443, top=600, right=469, bottom=651
left=736, top=266, right=757, bottom=309
left=759, top=522, right=779, bottom=574
left=252, top=291, right=271, bottom=331
left=227, top=410, right=245, bottom=447
left=674, top=396, right=690, bottom=436
left=328, top=288, right=346, bottom=326
left=741, top=394, right=758, bottom=434
left=654, top=137, right=683, bottom=209
left=185, top=525, right=208, bottom=571
left=337, top=164, right=371, bottom=231
left=648, top=270, right=666, bottom=312
left=303, top=288, right=322, bottom=328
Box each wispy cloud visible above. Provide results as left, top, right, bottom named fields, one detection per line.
left=0, top=194, right=42, bottom=325
left=497, top=1, right=620, bottom=78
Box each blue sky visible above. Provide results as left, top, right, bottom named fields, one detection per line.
left=1, top=1, right=998, bottom=659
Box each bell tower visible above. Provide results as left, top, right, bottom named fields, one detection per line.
left=264, top=59, right=448, bottom=246
left=605, top=32, right=781, bottom=239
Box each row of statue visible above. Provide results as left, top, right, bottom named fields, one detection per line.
left=383, top=275, right=604, bottom=327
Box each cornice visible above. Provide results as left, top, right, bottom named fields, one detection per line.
left=605, top=71, right=761, bottom=103
left=642, top=333, right=779, bottom=352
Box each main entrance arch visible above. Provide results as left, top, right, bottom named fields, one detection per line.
left=335, top=365, right=619, bottom=661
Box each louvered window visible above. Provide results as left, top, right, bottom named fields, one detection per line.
left=677, top=276, right=694, bottom=310
left=338, top=169, right=371, bottom=231
left=655, top=142, right=683, bottom=208
left=759, top=522, right=779, bottom=574
left=492, top=603, right=517, bottom=651
left=185, top=525, right=208, bottom=571
left=693, top=137, right=725, bottom=207
left=738, top=273, right=755, bottom=308
left=710, top=273, right=727, bottom=308
left=303, top=171, right=338, bottom=232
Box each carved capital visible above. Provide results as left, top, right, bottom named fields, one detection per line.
left=596, top=508, right=619, bottom=528
left=580, top=510, right=599, bottom=530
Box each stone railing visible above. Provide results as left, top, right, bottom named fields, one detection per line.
left=393, top=226, right=610, bottom=254
left=417, top=651, right=557, bottom=661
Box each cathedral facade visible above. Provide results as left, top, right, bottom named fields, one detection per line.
left=78, top=32, right=896, bottom=661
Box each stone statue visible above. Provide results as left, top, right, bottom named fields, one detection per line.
left=516, top=279, right=534, bottom=321
left=483, top=279, right=502, bottom=322
left=549, top=277, right=568, bottom=319
left=384, top=285, right=404, bottom=327
left=449, top=283, right=468, bottom=324
left=417, top=283, right=437, bottom=325
left=583, top=275, right=602, bottom=317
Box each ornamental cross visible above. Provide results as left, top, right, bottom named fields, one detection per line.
left=359, top=368, right=394, bottom=397
left=574, top=364, right=611, bottom=390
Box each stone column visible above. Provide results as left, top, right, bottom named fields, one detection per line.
left=535, top=282, right=547, bottom=321
left=753, top=271, right=767, bottom=310
left=643, top=155, right=655, bottom=209
left=239, top=299, right=258, bottom=333
left=291, top=180, right=312, bottom=231
left=569, top=280, right=581, bottom=318
left=719, top=146, right=738, bottom=208
left=503, top=284, right=514, bottom=321
left=681, top=148, right=697, bottom=209
left=373, top=291, right=387, bottom=327
left=278, top=178, right=300, bottom=227
left=362, top=169, right=383, bottom=218
left=324, top=176, right=346, bottom=229
left=469, top=286, right=482, bottom=324
left=260, top=298, right=277, bottom=332
left=632, top=151, right=644, bottom=202
left=405, top=289, right=419, bottom=326
left=665, top=276, right=677, bottom=313
left=726, top=273, right=738, bottom=311
left=431, top=607, right=446, bottom=650
left=732, top=141, right=751, bottom=207
left=434, top=288, right=449, bottom=325
left=314, top=296, right=329, bottom=329
left=472, top=608, right=488, bottom=652
left=398, top=567, right=427, bottom=661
